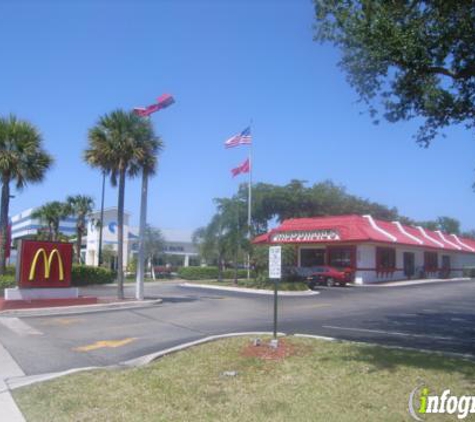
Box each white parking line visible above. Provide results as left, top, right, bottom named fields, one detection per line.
left=0, top=318, right=42, bottom=337
left=322, top=325, right=457, bottom=342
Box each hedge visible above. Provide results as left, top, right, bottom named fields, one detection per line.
left=71, top=265, right=116, bottom=286
left=0, top=275, right=16, bottom=294
left=463, top=267, right=475, bottom=278
left=177, top=266, right=248, bottom=280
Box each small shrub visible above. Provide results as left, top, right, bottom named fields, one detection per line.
left=463, top=267, right=475, bottom=278
left=71, top=265, right=116, bottom=286
left=222, top=269, right=248, bottom=279
left=237, top=278, right=308, bottom=291
left=177, top=266, right=219, bottom=280
left=0, top=275, right=16, bottom=294
left=178, top=266, right=248, bottom=280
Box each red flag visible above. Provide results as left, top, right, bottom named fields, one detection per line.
left=231, top=158, right=250, bottom=177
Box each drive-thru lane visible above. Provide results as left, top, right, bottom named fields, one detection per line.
left=0, top=279, right=473, bottom=376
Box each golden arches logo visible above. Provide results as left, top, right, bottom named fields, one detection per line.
left=28, top=248, right=64, bottom=281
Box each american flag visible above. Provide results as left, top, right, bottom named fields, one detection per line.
left=231, top=158, right=250, bottom=177
left=224, top=127, right=252, bottom=149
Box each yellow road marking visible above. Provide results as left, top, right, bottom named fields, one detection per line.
left=74, top=338, right=137, bottom=352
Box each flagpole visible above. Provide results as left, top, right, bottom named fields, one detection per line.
left=247, top=120, right=253, bottom=280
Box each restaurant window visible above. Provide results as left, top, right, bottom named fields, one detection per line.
left=328, top=247, right=354, bottom=268
left=424, top=252, right=438, bottom=272
left=300, top=249, right=325, bottom=267
left=376, top=247, right=396, bottom=270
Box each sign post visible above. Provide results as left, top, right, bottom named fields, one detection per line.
left=269, top=246, right=282, bottom=343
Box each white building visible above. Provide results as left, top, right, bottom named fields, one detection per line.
left=10, top=207, right=198, bottom=269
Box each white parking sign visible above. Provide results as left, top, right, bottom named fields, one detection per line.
left=269, top=246, right=282, bottom=279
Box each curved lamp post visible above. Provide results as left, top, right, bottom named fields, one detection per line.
left=133, top=94, right=175, bottom=300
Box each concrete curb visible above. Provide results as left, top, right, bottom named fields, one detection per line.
left=0, top=298, right=163, bottom=318
left=293, top=334, right=475, bottom=361
left=351, top=277, right=471, bottom=288
left=0, top=343, right=26, bottom=421
left=6, top=332, right=287, bottom=391
left=180, top=283, right=319, bottom=296
left=6, top=329, right=475, bottom=394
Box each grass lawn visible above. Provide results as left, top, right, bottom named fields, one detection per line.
left=13, top=337, right=475, bottom=421
left=184, top=279, right=309, bottom=291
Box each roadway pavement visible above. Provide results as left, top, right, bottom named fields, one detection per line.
left=0, top=279, right=474, bottom=377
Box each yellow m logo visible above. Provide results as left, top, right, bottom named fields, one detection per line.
left=28, top=248, right=65, bottom=281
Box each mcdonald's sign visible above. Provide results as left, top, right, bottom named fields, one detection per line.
left=18, top=240, right=73, bottom=288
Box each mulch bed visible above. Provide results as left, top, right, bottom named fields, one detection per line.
left=241, top=338, right=303, bottom=361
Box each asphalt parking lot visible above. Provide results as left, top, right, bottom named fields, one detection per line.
left=0, top=279, right=474, bottom=376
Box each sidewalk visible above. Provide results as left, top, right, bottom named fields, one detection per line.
left=0, top=343, right=25, bottom=421
left=0, top=297, right=162, bottom=317
left=352, top=277, right=471, bottom=288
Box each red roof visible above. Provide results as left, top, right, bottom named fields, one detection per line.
left=252, top=214, right=475, bottom=254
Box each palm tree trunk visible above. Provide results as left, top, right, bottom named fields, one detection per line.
left=117, top=167, right=126, bottom=299
left=0, top=177, right=10, bottom=275
left=76, top=228, right=82, bottom=264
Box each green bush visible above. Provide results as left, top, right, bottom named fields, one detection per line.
left=4, top=265, right=16, bottom=276
left=237, top=278, right=308, bottom=291
left=223, top=269, right=248, bottom=279
left=177, top=266, right=218, bottom=280
left=0, top=275, right=16, bottom=294
left=177, top=266, right=248, bottom=280
left=463, top=267, right=475, bottom=278
left=71, top=265, right=116, bottom=286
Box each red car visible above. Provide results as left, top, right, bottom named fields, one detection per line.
left=307, top=266, right=354, bottom=288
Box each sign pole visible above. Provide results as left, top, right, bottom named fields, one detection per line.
left=269, top=245, right=281, bottom=344
left=273, top=276, right=278, bottom=340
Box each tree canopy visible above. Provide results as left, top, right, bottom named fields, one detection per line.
left=313, top=1, right=475, bottom=146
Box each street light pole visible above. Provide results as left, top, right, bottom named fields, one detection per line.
left=135, top=167, right=148, bottom=300
left=97, top=170, right=106, bottom=267
left=134, top=94, right=175, bottom=300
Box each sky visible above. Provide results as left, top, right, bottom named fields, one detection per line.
left=1, top=0, right=474, bottom=233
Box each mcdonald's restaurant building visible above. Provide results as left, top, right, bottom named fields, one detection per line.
left=253, top=215, right=475, bottom=284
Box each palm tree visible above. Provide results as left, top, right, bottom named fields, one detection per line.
left=84, top=109, right=161, bottom=299
left=31, top=201, right=71, bottom=241
left=0, top=115, right=54, bottom=274
left=67, top=195, right=94, bottom=264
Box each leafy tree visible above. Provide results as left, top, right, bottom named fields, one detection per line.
left=101, top=245, right=117, bottom=271
left=193, top=197, right=248, bottom=283
left=143, top=224, right=165, bottom=279
left=314, top=1, right=475, bottom=146
left=67, top=195, right=95, bottom=264
left=416, top=220, right=439, bottom=231
left=416, top=216, right=460, bottom=234
left=436, top=216, right=460, bottom=234
left=461, top=229, right=475, bottom=240
left=31, top=201, right=71, bottom=241
left=235, top=179, right=399, bottom=234
left=85, top=109, right=160, bottom=299
left=0, top=115, right=53, bottom=274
